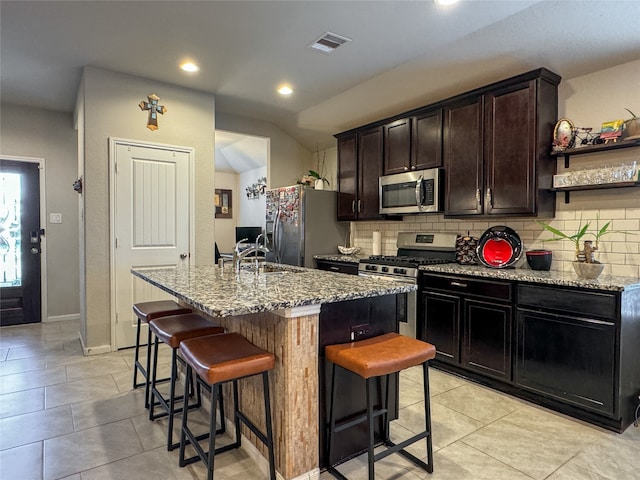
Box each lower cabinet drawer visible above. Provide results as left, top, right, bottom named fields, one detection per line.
left=423, top=274, right=512, bottom=301
left=316, top=260, right=358, bottom=275
left=518, top=284, right=616, bottom=320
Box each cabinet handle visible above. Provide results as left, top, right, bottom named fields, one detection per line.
left=486, top=188, right=493, bottom=207
left=352, top=200, right=356, bottom=213
left=475, top=188, right=481, bottom=205
left=411, top=165, right=417, bottom=170
left=404, top=166, right=409, bottom=171
left=450, top=281, right=468, bottom=288
left=358, top=200, right=362, bottom=212
left=330, top=266, right=340, bottom=271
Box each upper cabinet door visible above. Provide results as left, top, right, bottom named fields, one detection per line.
left=412, top=109, right=442, bottom=170
left=336, top=133, right=358, bottom=221
left=443, top=97, right=483, bottom=216
left=358, top=126, right=384, bottom=220
left=484, top=80, right=537, bottom=216
left=383, top=118, right=411, bottom=175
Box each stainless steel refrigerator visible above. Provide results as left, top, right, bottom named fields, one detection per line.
left=265, top=185, right=347, bottom=267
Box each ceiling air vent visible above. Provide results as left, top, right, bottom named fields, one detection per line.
left=308, top=32, right=351, bottom=54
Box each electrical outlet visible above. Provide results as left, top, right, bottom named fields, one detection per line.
left=50, top=213, right=63, bottom=224
left=350, top=324, right=369, bottom=341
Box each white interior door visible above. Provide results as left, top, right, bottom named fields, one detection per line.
left=112, top=140, right=191, bottom=349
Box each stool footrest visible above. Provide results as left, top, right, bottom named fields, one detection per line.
left=385, top=439, right=433, bottom=473
left=375, top=433, right=428, bottom=462
left=333, top=408, right=388, bottom=434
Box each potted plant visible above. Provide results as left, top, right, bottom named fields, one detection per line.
left=624, top=108, right=640, bottom=139
left=537, top=216, right=615, bottom=279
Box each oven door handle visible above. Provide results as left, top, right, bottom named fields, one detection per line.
left=358, top=272, right=417, bottom=285
left=415, top=175, right=424, bottom=212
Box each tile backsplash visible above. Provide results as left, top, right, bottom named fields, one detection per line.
left=351, top=186, right=640, bottom=278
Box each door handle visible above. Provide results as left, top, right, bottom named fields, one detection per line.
left=31, top=247, right=40, bottom=255
left=180, top=253, right=188, bottom=259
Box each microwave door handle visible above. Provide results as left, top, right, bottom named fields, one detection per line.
left=415, top=175, right=424, bottom=211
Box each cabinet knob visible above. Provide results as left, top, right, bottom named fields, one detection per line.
left=404, top=166, right=409, bottom=171
left=411, top=165, right=417, bottom=170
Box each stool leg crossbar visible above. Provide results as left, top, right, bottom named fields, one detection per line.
left=179, top=366, right=276, bottom=480
left=327, top=362, right=433, bottom=480
left=133, top=319, right=171, bottom=409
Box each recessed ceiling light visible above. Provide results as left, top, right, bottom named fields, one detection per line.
left=277, top=85, right=293, bottom=96
left=179, top=61, right=199, bottom=73
left=434, top=0, right=459, bottom=5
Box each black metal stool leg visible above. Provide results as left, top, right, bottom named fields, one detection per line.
left=144, top=326, right=153, bottom=408
left=262, top=372, right=276, bottom=480
left=149, top=335, right=160, bottom=420
left=206, top=383, right=220, bottom=480
left=423, top=362, right=434, bottom=473
left=132, top=317, right=142, bottom=389
left=366, top=377, right=376, bottom=480
left=178, top=365, right=192, bottom=467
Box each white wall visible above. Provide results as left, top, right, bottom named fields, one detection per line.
left=214, top=171, right=239, bottom=253
left=215, top=112, right=312, bottom=188
left=0, top=103, right=80, bottom=320
left=352, top=59, right=640, bottom=278
left=79, top=66, right=216, bottom=349
left=238, top=166, right=267, bottom=229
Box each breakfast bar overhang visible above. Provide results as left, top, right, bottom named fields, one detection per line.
left=132, top=264, right=415, bottom=480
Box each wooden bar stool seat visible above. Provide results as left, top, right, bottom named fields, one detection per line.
left=178, top=332, right=276, bottom=480
left=132, top=300, right=192, bottom=409
left=326, top=332, right=436, bottom=480
left=148, top=313, right=224, bottom=451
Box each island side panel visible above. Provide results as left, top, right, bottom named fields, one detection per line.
left=207, top=310, right=319, bottom=480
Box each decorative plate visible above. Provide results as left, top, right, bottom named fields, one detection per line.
left=553, top=118, right=576, bottom=149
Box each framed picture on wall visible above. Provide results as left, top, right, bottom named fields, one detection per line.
left=214, top=189, right=232, bottom=218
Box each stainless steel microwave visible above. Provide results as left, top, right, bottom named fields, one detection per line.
left=379, top=168, right=442, bottom=215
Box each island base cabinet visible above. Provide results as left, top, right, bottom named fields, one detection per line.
left=516, top=308, right=616, bottom=416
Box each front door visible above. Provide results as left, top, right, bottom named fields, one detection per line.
left=112, top=140, right=191, bottom=349
left=0, top=159, right=42, bottom=326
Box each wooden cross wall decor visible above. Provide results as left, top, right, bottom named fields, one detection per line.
left=138, top=93, right=167, bottom=131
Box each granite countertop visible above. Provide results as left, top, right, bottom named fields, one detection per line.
left=314, top=254, right=365, bottom=264
left=419, top=264, right=640, bottom=292
left=132, top=263, right=415, bottom=317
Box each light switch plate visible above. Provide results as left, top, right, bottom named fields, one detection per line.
left=50, top=213, right=63, bottom=224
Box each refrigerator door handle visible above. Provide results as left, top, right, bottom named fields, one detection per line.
left=273, top=206, right=283, bottom=264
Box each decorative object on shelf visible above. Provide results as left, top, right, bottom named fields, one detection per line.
left=552, top=118, right=576, bottom=152
left=600, top=119, right=624, bottom=143
left=553, top=161, right=638, bottom=188
left=138, top=93, right=167, bottom=131
left=525, top=249, right=553, bottom=271
left=624, top=108, right=640, bottom=140
left=72, top=176, right=82, bottom=193
left=214, top=188, right=232, bottom=219
left=311, top=144, right=330, bottom=190
left=337, top=245, right=360, bottom=255
left=476, top=226, right=522, bottom=269
left=245, top=177, right=267, bottom=199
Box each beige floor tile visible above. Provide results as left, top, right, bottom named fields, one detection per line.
left=0, top=387, right=44, bottom=418
left=66, top=355, right=130, bottom=381
left=432, top=383, right=522, bottom=424
left=426, top=368, right=466, bottom=396
left=0, top=442, right=43, bottom=480
left=396, top=401, right=483, bottom=451
left=45, top=351, right=93, bottom=368
left=43, top=419, right=143, bottom=480
left=399, top=375, right=427, bottom=409
left=45, top=374, right=120, bottom=409
left=78, top=447, right=195, bottom=480
left=71, top=389, right=147, bottom=431
left=0, top=405, right=74, bottom=450
left=112, top=370, right=136, bottom=393
left=5, top=341, right=64, bottom=360
left=0, top=365, right=67, bottom=395
left=0, top=348, right=8, bottom=361
left=0, top=356, right=45, bottom=376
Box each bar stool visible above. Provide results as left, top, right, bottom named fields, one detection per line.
left=325, top=332, right=436, bottom=480
left=132, top=300, right=192, bottom=408
left=178, top=332, right=276, bottom=480
left=148, top=313, right=225, bottom=451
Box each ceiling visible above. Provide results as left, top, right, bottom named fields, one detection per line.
left=215, top=130, right=268, bottom=174
left=2, top=1, right=639, bottom=151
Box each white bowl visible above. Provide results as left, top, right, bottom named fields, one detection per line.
left=338, top=246, right=360, bottom=255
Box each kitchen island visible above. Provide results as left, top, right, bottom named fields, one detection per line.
left=132, top=263, right=415, bottom=480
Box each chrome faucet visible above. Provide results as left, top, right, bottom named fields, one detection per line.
left=233, top=237, right=269, bottom=272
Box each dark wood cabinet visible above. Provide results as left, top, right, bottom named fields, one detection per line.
left=443, top=97, right=483, bottom=215
left=383, top=110, right=442, bottom=176
left=444, top=70, right=559, bottom=217
left=421, top=273, right=513, bottom=382
left=336, top=127, right=384, bottom=221
left=315, top=259, right=358, bottom=276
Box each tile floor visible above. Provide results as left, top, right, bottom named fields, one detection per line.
left=0, top=320, right=638, bottom=480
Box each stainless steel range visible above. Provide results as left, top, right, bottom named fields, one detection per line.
left=358, top=232, right=458, bottom=338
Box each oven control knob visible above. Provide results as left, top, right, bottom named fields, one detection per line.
left=381, top=266, right=389, bottom=272
left=366, top=265, right=376, bottom=271
left=394, top=268, right=406, bottom=275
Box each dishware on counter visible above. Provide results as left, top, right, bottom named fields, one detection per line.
left=455, top=234, right=478, bottom=265
left=526, top=249, right=553, bottom=271
left=338, top=245, right=360, bottom=255
left=477, top=226, right=523, bottom=269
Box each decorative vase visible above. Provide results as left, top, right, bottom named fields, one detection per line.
left=624, top=118, right=640, bottom=140
left=572, top=261, right=604, bottom=280
left=315, top=179, right=325, bottom=190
